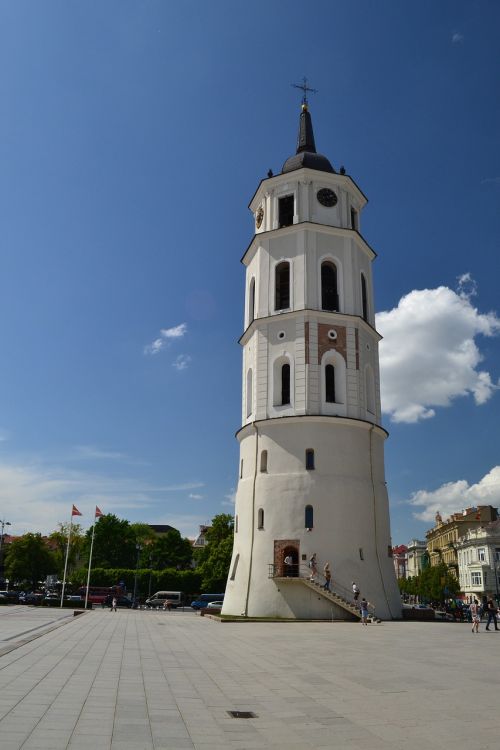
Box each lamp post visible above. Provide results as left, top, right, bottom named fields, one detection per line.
left=133, top=544, right=142, bottom=605
left=0, top=520, right=11, bottom=582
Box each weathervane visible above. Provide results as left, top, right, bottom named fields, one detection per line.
left=291, top=76, right=318, bottom=106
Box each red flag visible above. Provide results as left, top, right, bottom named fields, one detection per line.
left=71, top=504, right=82, bottom=517
left=95, top=506, right=103, bottom=518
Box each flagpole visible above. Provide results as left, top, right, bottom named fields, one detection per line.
left=84, top=519, right=96, bottom=610
left=60, top=513, right=73, bottom=608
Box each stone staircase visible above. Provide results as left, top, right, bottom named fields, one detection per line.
left=274, top=575, right=381, bottom=622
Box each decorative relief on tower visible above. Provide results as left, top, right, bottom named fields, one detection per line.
left=318, top=323, right=346, bottom=364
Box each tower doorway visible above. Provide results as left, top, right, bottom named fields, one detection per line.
left=274, top=540, right=300, bottom=577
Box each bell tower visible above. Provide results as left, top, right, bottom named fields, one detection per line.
left=222, top=100, right=401, bottom=620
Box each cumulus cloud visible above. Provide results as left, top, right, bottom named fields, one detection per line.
left=377, top=282, right=500, bottom=423
left=144, top=323, right=187, bottom=355
left=451, top=31, right=464, bottom=43
left=172, top=354, right=192, bottom=371
left=409, top=466, right=500, bottom=523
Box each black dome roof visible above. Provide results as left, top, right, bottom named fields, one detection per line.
left=282, top=105, right=335, bottom=175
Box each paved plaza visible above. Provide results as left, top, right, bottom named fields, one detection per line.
left=0, top=607, right=499, bottom=750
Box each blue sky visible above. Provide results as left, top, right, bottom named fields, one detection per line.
left=0, top=1, right=499, bottom=544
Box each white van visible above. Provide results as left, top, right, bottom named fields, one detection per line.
left=145, top=591, right=184, bottom=609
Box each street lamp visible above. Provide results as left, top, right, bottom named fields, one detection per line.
left=133, top=544, right=142, bottom=605
left=0, top=520, right=12, bottom=580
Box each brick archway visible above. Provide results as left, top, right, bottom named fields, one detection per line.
left=274, top=539, right=300, bottom=577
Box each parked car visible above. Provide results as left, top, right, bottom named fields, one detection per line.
left=206, top=601, right=224, bottom=609
left=191, top=594, right=225, bottom=610
left=20, top=592, right=44, bottom=605
left=43, top=593, right=61, bottom=604
left=0, top=590, right=19, bottom=603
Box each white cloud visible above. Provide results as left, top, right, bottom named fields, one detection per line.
left=377, top=282, right=500, bottom=423
left=172, top=354, right=191, bottom=371
left=188, top=493, right=204, bottom=500
left=74, top=445, right=126, bottom=461
left=144, top=323, right=187, bottom=355
left=409, top=466, right=500, bottom=523
left=222, top=488, right=236, bottom=507
left=452, top=31, right=464, bottom=43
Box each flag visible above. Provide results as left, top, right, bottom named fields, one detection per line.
left=95, top=506, right=104, bottom=518
left=71, top=504, right=82, bottom=516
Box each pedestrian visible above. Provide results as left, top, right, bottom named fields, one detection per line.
left=352, top=582, right=360, bottom=602
left=111, top=596, right=117, bottom=612
left=323, top=562, right=331, bottom=592
left=360, top=598, right=369, bottom=625
left=485, top=597, right=499, bottom=631
left=284, top=554, right=293, bottom=577
left=470, top=598, right=480, bottom=633
left=309, top=553, right=318, bottom=582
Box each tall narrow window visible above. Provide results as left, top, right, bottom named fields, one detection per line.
left=235, top=515, right=238, bottom=533
left=230, top=554, right=240, bottom=581
left=321, top=262, right=338, bottom=311
left=325, top=364, right=336, bottom=403
left=258, top=508, right=264, bottom=529
left=305, top=449, right=315, bottom=471
left=305, top=505, right=314, bottom=529
left=260, top=450, right=268, bottom=473
left=275, top=262, right=290, bottom=310
left=278, top=194, right=294, bottom=228
left=361, top=273, right=368, bottom=322
left=240, top=459, right=243, bottom=478
left=246, top=368, right=253, bottom=417
left=249, top=278, right=255, bottom=325
left=350, top=207, right=358, bottom=230
left=281, top=363, right=291, bottom=405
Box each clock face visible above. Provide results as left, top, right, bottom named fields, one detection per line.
left=256, top=206, right=264, bottom=229
left=317, top=188, right=338, bottom=207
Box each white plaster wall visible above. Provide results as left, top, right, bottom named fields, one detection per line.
left=223, top=418, right=401, bottom=621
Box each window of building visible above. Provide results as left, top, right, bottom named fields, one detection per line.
left=240, top=459, right=243, bottom=479
left=235, top=515, right=238, bottom=533
left=260, top=450, right=268, bottom=473
left=321, top=262, right=339, bottom=311
left=230, top=554, right=240, bottom=581
left=495, top=548, right=500, bottom=562
left=350, top=207, right=358, bottom=230
left=325, top=364, right=336, bottom=403
left=361, top=273, right=368, bottom=322
left=365, top=365, right=375, bottom=415
left=281, top=363, right=291, bottom=405
left=275, top=262, right=290, bottom=310
left=305, top=449, right=315, bottom=471
left=246, top=368, right=253, bottom=417
left=478, top=548, right=486, bottom=562
left=249, top=278, right=255, bottom=325
left=278, top=194, right=294, bottom=228
left=359, top=548, right=364, bottom=561
left=258, top=508, right=264, bottom=529
left=471, top=571, right=482, bottom=586
left=305, top=505, right=314, bottom=529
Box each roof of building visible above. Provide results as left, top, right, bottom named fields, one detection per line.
left=282, top=104, right=335, bottom=175
left=148, top=524, right=177, bottom=535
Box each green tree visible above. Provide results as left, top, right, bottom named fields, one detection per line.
left=89, top=514, right=137, bottom=568
left=195, top=514, right=234, bottom=592
left=4, top=533, right=56, bottom=589
left=49, top=523, right=85, bottom=577
left=146, top=529, right=193, bottom=570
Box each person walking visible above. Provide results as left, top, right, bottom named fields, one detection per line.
left=309, top=553, right=318, bottom=582
left=323, top=563, right=331, bottom=592
left=485, top=597, right=499, bottom=631
left=352, top=582, right=360, bottom=602
left=284, top=554, right=293, bottom=577
left=111, top=596, right=117, bottom=612
left=470, top=598, right=480, bottom=633
left=360, top=598, right=369, bottom=625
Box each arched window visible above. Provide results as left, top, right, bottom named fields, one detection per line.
left=281, top=363, right=290, bottom=405
left=321, top=262, right=338, bottom=311
left=249, top=278, right=255, bottom=325
left=246, top=368, right=253, bottom=417
left=275, top=262, right=290, bottom=310
left=305, top=449, right=315, bottom=471
left=361, top=273, right=368, bottom=322
left=260, top=450, right=268, bottom=473
left=325, top=364, right=336, bottom=403
left=305, top=505, right=314, bottom=529
left=258, top=508, right=264, bottom=529
left=240, top=459, right=243, bottom=478
left=230, top=554, right=239, bottom=581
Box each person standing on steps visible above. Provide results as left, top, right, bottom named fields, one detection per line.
left=485, top=597, right=499, bottom=631
left=470, top=598, right=480, bottom=633
left=352, top=582, right=360, bottom=602
left=323, top=562, right=331, bottom=592
left=309, top=553, right=318, bottom=582
left=360, top=598, right=369, bottom=625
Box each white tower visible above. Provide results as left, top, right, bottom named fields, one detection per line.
left=222, top=102, right=401, bottom=620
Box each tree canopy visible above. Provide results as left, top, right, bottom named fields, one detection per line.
left=88, top=514, right=138, bottom=569
left=4, top=534, right=56, bottom=588
left=195, top=514, right=234, bottom=591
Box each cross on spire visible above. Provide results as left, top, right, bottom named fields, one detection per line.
left=291, top=76, right=318, bottom=106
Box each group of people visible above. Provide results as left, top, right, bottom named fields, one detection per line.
left=470, top=597, right=499, bottom=633
left=306, top=554, right=370, bottom=624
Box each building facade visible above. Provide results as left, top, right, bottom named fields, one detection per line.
left=456, top=519, right=500, bottom=603
left=426, top=506, right=498, bottom=573
left=222, top=102, right=401, bottom=620
left=406, top=539, right=427, bottom=578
